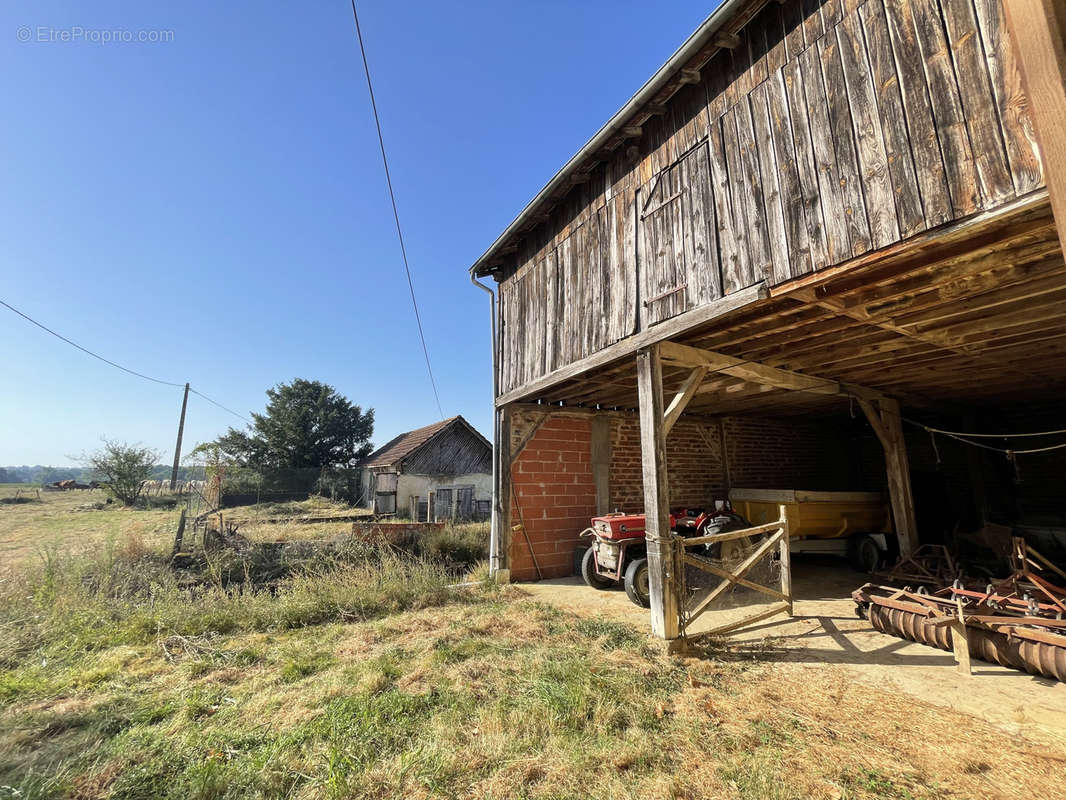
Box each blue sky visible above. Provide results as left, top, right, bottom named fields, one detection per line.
left=1, top=0, right=714, bottom=465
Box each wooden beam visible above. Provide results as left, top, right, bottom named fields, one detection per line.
left=859, top=398, right=919, bottom=558
left=794, top=289, right=1056, bottom=385
left=658, top=340, right=847, bottom=396
left=590, top=414, right=611, bottom=516
left=856, top=398, right=890, bottom=450
left=1004, top=0, right=1066, bottom=248
left=663, top=366, right=708, bottom=436
left=679, top=68, right=702, bottom=84
left=495, top=283, right=768, bottom=406
left=715, top=32, right=742, bottom=49
left=510, top=410, right=550, bottom=461
left=492, top=405, right=512, bottom=580
left=636, top=345, right=679, bottom=641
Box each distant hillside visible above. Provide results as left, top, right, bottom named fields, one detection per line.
left=0, top=465, right=206, bottom=485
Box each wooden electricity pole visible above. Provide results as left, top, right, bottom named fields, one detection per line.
left=170, top=383, right=190, bottom=491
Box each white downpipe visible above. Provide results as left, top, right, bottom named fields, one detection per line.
left=470, top=273, right=501, bottom=576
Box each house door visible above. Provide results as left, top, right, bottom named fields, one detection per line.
left=456, top=486, right=475, bottom=520
left=435, top=488, right=453, bottom=522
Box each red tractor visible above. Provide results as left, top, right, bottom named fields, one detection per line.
left=580, top=504, right=751, bottom=607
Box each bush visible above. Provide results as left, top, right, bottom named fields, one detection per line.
left=84, top=440, right=160, bottom=505
left=419, top=523, right=489, bottom=568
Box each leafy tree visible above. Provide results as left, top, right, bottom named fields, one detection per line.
left=213, top=379, right=374, bottom=475
left=84, top=440, right=160, bottom=505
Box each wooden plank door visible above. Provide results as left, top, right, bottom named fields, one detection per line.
left=638, top=163, right=688, bottom=325
left=435, top=488, right=453, bottom=522
left=638, top=143, right=721, bottom=327
left=456, top=486, right=474, bottom=520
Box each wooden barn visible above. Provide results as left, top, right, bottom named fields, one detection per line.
left=359, top=416, right=492, bottom=520
left=469, top=0, right=1066, bottom=640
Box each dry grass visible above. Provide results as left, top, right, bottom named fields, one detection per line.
left=2, top=586, right=1062, bottom=799
left=2, top=490, right=1061, bottom=799
left=0, top=485, right=176, bottom=567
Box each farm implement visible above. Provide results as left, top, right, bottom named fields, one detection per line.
left=853, top=539, right=1066, bottom=682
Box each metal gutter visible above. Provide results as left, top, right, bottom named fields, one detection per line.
left=467, top=0, right=750, bottom=278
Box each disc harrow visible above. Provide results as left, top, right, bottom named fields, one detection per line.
left=854, top=583, right=1066, bottom=682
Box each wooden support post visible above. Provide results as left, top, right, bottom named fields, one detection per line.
left=778, top=504, right=792, bottom=617
left=881, top=399, right=919, bottom=559
left=636, top=345, right=679, bottom=640
left=859, top=397, right=919, bottom=558
left=590, top=414, right=611, bottom=515
left=1004, top=0, right=1066, bottom=248
left=950, top=597, right=972, bottom=676
left=171, top=506, right=187, bottom=556
left=718, top=419, right=732, bottom=493
left=492, top=405, right=513, bottom=582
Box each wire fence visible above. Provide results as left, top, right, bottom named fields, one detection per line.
left=197, top=466, right=364, bottom=510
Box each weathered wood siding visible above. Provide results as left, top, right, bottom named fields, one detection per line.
left=496, top=0, right=1044, bottom=397
left=402, top=423, right=492, bottom=475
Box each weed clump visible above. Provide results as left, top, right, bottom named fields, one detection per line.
left=0, top=539, right=478, bottom=676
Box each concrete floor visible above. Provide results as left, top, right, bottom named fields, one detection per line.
left=520, top=556, right=1066, bottom=746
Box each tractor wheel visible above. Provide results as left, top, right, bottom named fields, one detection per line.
left=581, top=547, right=615, bottom=590
left=847, top=534, right=882, bottom=573
left=702, top=515, right=754, bottom=561
left=624, top=558, right=651, bottom=607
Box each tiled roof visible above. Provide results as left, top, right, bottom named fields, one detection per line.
left=361, top=416, right=461, bottom=468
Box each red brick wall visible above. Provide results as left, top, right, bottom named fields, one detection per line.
left=508, top=413, right=597, bottom=581
left=506, top=409, right=860, bottom=581
left=609, top=417, right=726, bottom=512
left=723, top=417, right=855, bottom=490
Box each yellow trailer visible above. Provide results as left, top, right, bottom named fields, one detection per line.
left=728, top=489, right=893, bottom=571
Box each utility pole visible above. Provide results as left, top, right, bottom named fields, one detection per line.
left=170, top=382, right=190, bottom=491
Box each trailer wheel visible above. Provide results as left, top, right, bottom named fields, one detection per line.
left=848, top=534, right=882, bottom=573
left=581, top=547, right=615, bottom=590
left=624, top=558, right=650, bottom=607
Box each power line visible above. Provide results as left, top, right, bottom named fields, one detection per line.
left=189, top=388, right=251, bottom=424
left=1, top=297, right=250, bottom=424
left=1, top=298, right=185, bottom=388
left=349, top=0, right=445, bottom=420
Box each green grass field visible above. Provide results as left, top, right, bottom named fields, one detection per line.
left=1, top=489, right=1061, bottom=799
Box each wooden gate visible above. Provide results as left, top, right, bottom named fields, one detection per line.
left=676, top=506, right=793, bottom=638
